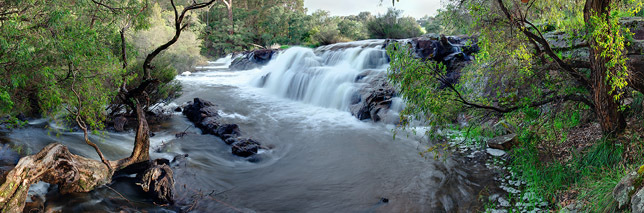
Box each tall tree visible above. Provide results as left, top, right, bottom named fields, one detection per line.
left=0, top=0, right=219, bottom=211
left=388, top=0, right=642, bottom=136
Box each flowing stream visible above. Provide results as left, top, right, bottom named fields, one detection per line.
left=1, top=40, right=500, bottom=212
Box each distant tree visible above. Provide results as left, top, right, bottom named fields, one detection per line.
left=366, top=8, right=423, bottom=39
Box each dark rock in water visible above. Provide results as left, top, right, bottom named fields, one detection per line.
left=216, top=124, right=241, bottom=138
left=137, top=159, right=175, bottom=205
left=172, top=154, right=189, bottom=164
left=349, top=71, right=396, bottom=122
left=0, top=144, right=20, bottom=166
left=231, top=138, right=260, bottom=157
left=199, top=117, right=220, bottom=134
left=183, top=98, right=221, bottom=135
left=229, top=49, right=277, bottom=71
left=224, top=137, right=237, bottom=145
left=174, top=107, right=182, bottom=112
left=181, top=98, right=265, bottom=158
left=113, top=116, right=128, bottom=132
left=175, top=132, right=188, bottom=138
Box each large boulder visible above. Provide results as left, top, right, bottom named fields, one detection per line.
left=349, top=71, right=396, bottom=122
left=231, top=138, right=261, bottom=157
left=487, top=134, right=518, bottom=150
left=229, top=49, right=277, bottom=71
left=613, top=165, right=644, bottom=210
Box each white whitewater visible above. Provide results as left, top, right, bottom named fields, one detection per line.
left=253, top=40, right=390, bottom=111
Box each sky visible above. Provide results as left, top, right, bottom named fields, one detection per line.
left=303, top=0, right=443, bottom=19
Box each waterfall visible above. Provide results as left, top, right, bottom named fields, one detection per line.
left=253, top=40, right=390, bottom=112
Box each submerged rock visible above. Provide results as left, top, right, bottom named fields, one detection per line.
left=231, top=138, right=261, bottom=157
left=182, top=98, right=265, bottom=158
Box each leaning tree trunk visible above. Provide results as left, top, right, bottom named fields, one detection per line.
left=585, top=0, right=627, bottom=135
left=0, top=143, right=111, bottom=212
left=111, top=102, right=151, bottom=169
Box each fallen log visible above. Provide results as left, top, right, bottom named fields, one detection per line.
left=0, top=143, right=111, bottom=212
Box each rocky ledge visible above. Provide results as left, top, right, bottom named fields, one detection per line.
left=349, top=34, right=478, bottom=123
left=181, top=98, right=264, bottom=157
left=229, top=49, right=277, bottom=71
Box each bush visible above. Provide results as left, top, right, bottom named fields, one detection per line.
left=366, top=8, right=423, bottom=39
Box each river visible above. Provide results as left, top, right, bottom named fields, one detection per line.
left=2, top=40, right=499, bottom=212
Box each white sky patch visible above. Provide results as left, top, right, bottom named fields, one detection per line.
left=304, top=0, right=442, bottom=19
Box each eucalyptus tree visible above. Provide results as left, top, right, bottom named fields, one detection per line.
left=0, top=0, right=219, bottom=211
left=388, top=0, right=643, bottom=136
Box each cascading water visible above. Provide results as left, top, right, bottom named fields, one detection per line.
left=253, top=40, right=390, bottom=112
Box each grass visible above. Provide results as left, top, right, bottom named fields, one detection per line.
left=508, top=134, right=627, bottom=211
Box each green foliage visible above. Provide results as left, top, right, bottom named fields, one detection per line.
left=387, top=43, right=463, bottom=134
left=0, top=0, right=128, bottom=129
left=419, top=2, right=473, bottom=35
left=126, top=58, right=183, bottom=105
left=366, top=8, right=423, bottom=39
left=588, top=7, right=630, bottom=101
left=200, top=0, right=309, bottom=58
left=130, top=3, right=206, bottom=72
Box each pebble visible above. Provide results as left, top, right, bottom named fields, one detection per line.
left=487, top=148, right=507, bottom=157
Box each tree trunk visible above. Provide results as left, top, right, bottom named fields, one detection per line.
left=111, top=102, right=150, bottom=169
left=222, top=0, right=233, bottom=35
left=585, top=0, right=626, bottom=135
left=0, top=143, right=111, bottom=212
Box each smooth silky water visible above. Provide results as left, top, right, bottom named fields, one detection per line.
left=2, top=40, right=500, bottom=212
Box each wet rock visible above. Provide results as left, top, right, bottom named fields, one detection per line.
left=349, top=71, right=396, bottom=122
left=183, top=98, right=219, bottom=124
left=229, top=49, right=276, bottom=71
left=137, top=159, right=175, bottom=204
left=487, top=134, right=517, bottom=150
left=113, top=116, right=128, bottom=132
left=174, top=107, right=182, bottom=112
left=216, top=124, right=241, bottom=138
left=231, top=138, right=260, bottom=157
left=182, top=98, right=264, bottom=158
left=199, top=117, right=220, bottom=134
left=175, top=132, right=188, bottom=138
left=224, top=137, right=237, bottom=145
left=172, top=154, right=189, bottom=164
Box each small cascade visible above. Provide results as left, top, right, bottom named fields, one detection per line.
left=195, top=54, right=233, bottom=71
left=253, top=40, right=393, bottom=115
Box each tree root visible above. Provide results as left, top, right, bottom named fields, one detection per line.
left=0, top=143, right=111, bottom=212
